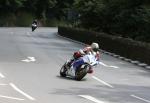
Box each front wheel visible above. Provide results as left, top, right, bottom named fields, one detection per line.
left=32, top=27, right=36, bottom=31
left=60, top=64, right=67, bottom=77
left=75, top=67, right=87, bottom=81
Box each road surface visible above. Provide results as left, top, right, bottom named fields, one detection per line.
left=0, top=27, right=150, bottom=103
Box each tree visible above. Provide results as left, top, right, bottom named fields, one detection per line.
left=73, top=0, right=104, bottom=30
left=23, top=0, right=37, bottom=13
left=73, top=0, right=150, bottom=42
left=52, top=0, right=75, bottom=20
left=0, top=0, right=25, bottom=13
left=35, top=0, right=57, bottom=19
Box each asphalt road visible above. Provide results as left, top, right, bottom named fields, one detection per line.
left=0, top=27, right=150, bottom=103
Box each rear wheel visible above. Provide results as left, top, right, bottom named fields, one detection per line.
left=60, top=64, right=67, bottom=77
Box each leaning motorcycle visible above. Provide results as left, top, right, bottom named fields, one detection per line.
left=60, top=54, right=98, bottom=81
left=31, top=23, right=37, bottom=32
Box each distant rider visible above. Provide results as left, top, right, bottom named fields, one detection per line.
left=31, top=19, right=38, bottom=32
left=32, top=19, right=38, bottom=25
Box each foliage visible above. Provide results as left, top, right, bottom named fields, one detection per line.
left=35, top=0, right=57, bottom=19
left=58, top=26, right=150, bottom=64
left=0, top=13, right=16, bottom=26
left=15, top=12, right=34, bottom=26
left=0, top=0, right=150, bottom=43
left=0, top=0, right=25, bottom=13
left=0, top=0, right=75, bottom=26
left=73, top=0, right=150, bottom=42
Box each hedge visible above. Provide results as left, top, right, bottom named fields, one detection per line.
left=58, top=26, right=150, bottom=65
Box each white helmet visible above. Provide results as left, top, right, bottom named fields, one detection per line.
left=91, top=42, right=99, bottom=52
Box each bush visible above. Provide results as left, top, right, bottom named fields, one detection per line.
left=73, top=0, right=150, bottom=43
left=0, top=12, right=34, bottom=27
left=45, top=18, right=69, bottom=27
left=15, top=12, right=34, bottom=27
left=58, top=26, right=150, bottom=65
left=0, top=13, right=16, bottom=26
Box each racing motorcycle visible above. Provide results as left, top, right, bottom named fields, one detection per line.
left=31, top=23, right=37, bottom=32
left=60, top=54, right=98, bottom=81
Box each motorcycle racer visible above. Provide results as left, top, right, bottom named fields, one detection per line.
left=32, top=19, right=38, bottom=25
left=68, top=42, right=100, bottom=67
left=67, top=42, right=101, bottom=77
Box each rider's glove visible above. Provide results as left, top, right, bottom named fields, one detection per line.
left=79, top=49, right=85, bottom=55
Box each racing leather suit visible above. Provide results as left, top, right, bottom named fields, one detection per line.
left=68, top=46, right=100, bottom=77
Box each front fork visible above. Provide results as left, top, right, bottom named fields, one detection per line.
left=87, top=66, right=93, bottom=73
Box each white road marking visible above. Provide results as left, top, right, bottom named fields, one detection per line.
left=131, top=95, right=150, bottom=103
left=28, top=57, right=36, bottom=62
left=78, top=95, right=107, bottom=103
left=109, top=66, right=119, bottom=68
left=0, top=72, right=5, bottom=78
left=99, top=62, right=119, bottom=69
left=21, top=56, right=36, bottom=62
left=99, top=62, right=107, bottom=67
left=0, top=95, right=24, bottom=101
left=92, top=76, right=114, bottom=88
left=10, top=83, right=35, bottom=101
left=21, top=59, right=30, bottom=62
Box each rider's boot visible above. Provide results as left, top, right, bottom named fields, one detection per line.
left=67, top=59, right=74, bottom=68
left=68, top=66, right=76, bottom=77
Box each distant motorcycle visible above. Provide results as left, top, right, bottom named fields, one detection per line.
left=31, top=23, right=37, bottom=32
left=60, top=54, right=98, bottom=81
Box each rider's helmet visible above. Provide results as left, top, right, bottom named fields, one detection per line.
left=33, top=19, right=37, bottom=24
left=91, top=42, right=99, bottom=52
left=34, top=19, right=37, bottom=22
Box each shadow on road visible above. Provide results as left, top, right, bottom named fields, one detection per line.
left=56, top=75, right=87, bottom=81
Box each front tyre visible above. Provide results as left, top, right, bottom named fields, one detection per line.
left=60, top=64, right=67, bottom=77
left=32, top=27, right=36, bottom=31
left=75, top=67, right=87, bottom=81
